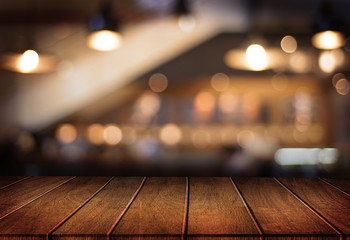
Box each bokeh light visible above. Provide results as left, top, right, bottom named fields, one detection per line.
left=289, top=51, right=311, bottom=73
left=194, top=91, right=216, bottom=114
left=87, top=30, right=123, bottom=51
left=245, top=44, right=267, bottom=71
left=159, top=123, right=183, bottom=146
left=86, top=124, right=105, bottom=145
left=335, top=78, right=350, bottom=95
left=218, top=93, right=238, bottom=114
left=149, top=73, right=168, bottom=93
left=319, top=51, right=336, bottom=73
left=17, top=50, right=39, bottom=73
left=104, top=124, right=122, bottom=145
left=312, top=30, right=344, bottom=50
left=55, top=124, right=77, bottom=144
left=332, top=73, right=345, bottom=87
left=280, top=35, right=297, bottom=53
left=210, top=73, right=230, bottom=92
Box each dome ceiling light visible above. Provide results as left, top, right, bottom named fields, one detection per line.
left=86, top=1, right=123, bottom=51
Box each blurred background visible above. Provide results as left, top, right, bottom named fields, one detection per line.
left=0, top=0, right=350, bottom=177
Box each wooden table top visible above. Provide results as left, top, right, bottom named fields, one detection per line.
left=0, top=177, right=349, bottom=239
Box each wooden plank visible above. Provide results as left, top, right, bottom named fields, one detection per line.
left=111, top=177, right=187, bottom=239
left=0, top=176, right=111, bottom=240
left=0, top=176, right=73, bottom=218
left=278, top=178, right=350, bottom=238
left=322, top=178, right=350, bottom=195
left=51, top=177, right=145, bottom=240
left=0, top=176, right=30, bottom=190
left=187, top=177, right=260, bottom=239
left=233, top=178, right=340, bottom=240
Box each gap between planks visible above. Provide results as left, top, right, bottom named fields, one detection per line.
left=274, top=177, right=344, bottom=240
left=106, top=177, right=147, bottom=240
left=0, top=176, right=32, bottom=190
left=230, top=178, right=264, bottom=240
left=47, top=177, right=115, bottom=240
left=0, top=176, right=76, bottom=221
left=319, top=178, right=350, bottom=197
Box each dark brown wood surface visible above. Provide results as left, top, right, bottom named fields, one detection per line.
left=0, top=176, right=73, bottom=219
left=0, top=177, right=110, bottom=239
left=233, top=178, right=340, bottom=240
left=278, top=178, right=350, bottom=237
left=52, top=177, right=144, bottom=240
left=322, top=178, right=350, bottom=194
left=0, top=176, right=30, bottom=189
left=187, top=177, right=260, bottom=239
left=111, top=177, right=187, bottom=239
left=0, top=177, right=349, bottom=239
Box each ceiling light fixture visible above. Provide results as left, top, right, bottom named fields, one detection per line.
left=311, top=0, right=344, bottom=50
left=86, top=2, right=123, bottom=51
left=175, top=0, right=196, bottom=33
left=1, top=50, right=59, bottom=74
left=225, top=43, right=286, bottom=72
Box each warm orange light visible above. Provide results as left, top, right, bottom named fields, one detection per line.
left=289, top=51, right=311, bottom=73
left=312, top=30, right=344, bottom=50
left=159, top=123, right=182, bottom=146
left=281, top=35, right=297, bottom=53
left=149, top=73, right=168, bottom=93
left=242, top=93, right=261, bottom=122
left=335, top=78, right=350, bottom=95
left=245, top=44, right=267, bottom=71
left=319, top=51, right=336, bottom=73
left=18, top=50, right=39, bottom=73
left=138, top=91, right=161, bottom=117
left=332, top=73, right=345, bottom=87
left=86, top=124, right=105, bottom=145
left=56, top=124, right=77, bottom=144
left=194, top=91, right=216, bottom=113
left=87, top=30, right=122, bottom=51
left=103, top=124, right=122, bottom=145
left=218, top=93, right=238, bottom=114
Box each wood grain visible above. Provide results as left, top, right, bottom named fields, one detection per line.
left=0, top=176, right=73, bottom=218
left=0, top=177, right=111, bottom=240
left=111, top=177, right=187, bottom=239
left=278, top=178, right=350, bottom=237
left=0, top=176, right=30, bottom=190
left=233, top=178, right=340, bottom=240
left=322, top=178, right=350, bottom=195
left=52, top=177, right=144, bottom=240
left=187, top=177, right=260, bottom=239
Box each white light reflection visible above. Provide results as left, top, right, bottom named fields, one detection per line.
left=18, top=50, right=39, bottom=73
left=245, top=44, right=267, bottom=71
left=312, top=30, right=344, bottom=50
left=275, top=148, right=338, bottom=165
left=87, top=30, right=123, bottom=51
